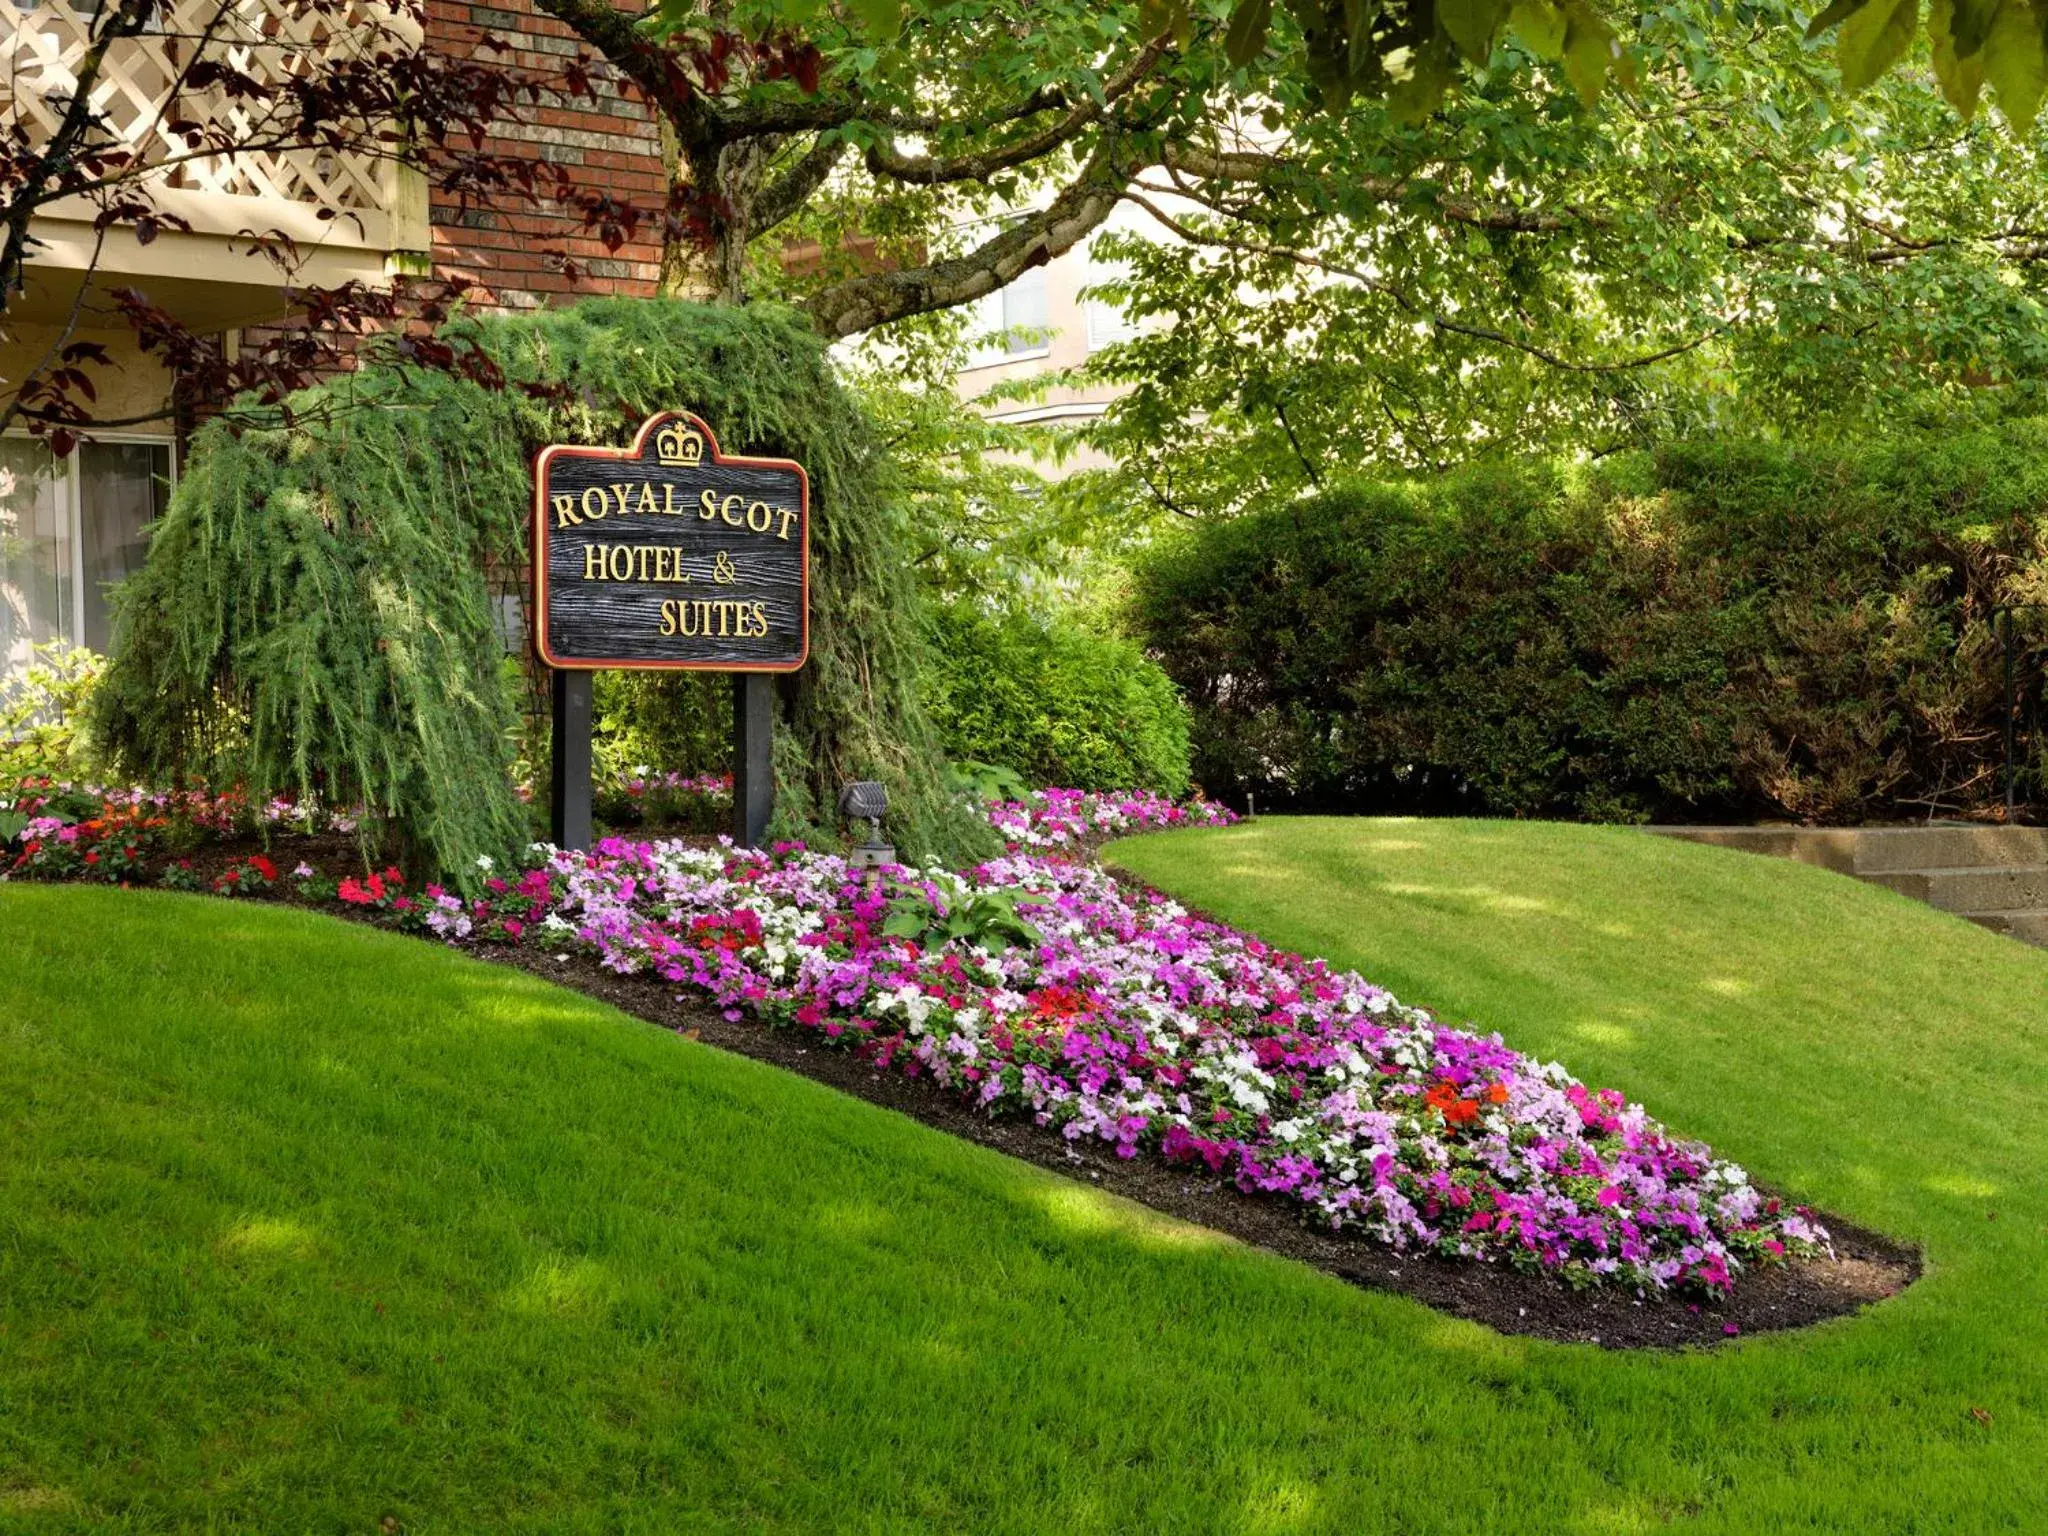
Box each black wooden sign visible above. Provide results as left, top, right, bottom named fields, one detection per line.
left=533, top=411, right=808, bottom=672
left=533, top=412, right=808, bottom=853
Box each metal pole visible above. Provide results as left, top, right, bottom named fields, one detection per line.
left=2004, top=607, right=2017, bottom=821
left=550, top=668, right=593, bottom=851
left=732, top=673, right=774, bottom=847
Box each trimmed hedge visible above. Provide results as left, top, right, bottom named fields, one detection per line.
left=1131, top=428, right=2048, bottom=823
left=921, top=603, right=1192, bottom=795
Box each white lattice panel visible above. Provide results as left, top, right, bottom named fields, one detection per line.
left=0, top=0, right=418, bottom=217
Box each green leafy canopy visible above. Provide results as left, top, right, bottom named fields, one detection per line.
left=1133, top=0, right=2048, bottom=132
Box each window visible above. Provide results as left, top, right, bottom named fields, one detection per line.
left=0, top=437, right=172, bottom=676
left=1083, top=291, right=1139, bottom=352
left=964, top=265, right=1051, bottom=367
left=1081, top=249, right=1139, bottom=353
left=0, top=442, right=71, bottom=677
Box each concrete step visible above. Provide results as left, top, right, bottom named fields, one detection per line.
left=1646, top=825, right=1855, bottom=872
left=1963, top=910, right=2048, bottom=946
left=1842, top=825, right=2048, bottom=874
left=1863, top=864, right=2048, bottom=914
left=1650, top=823, right=2048, bottom=876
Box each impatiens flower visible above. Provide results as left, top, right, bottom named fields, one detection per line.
left=405, top=817, right=1828, bottom=1297
left=8, top=784, right=1824, bottom=1298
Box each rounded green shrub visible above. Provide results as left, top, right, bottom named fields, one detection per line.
left=921, top=603, right=1192, bottom=795
left=1132, top=426, right=2048, bottom=823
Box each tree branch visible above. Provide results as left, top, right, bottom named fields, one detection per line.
left=1159, top=145, right=1588, bottom=235
left=1123, top=191, right=1722, bottom=374
left=803, top=134, right=1131, bottom=338
left=753, top=136, right=848, bottom=236
left=711, top=82, right=1080, bottom=141
left=1272, top=396, right=1322, bottom=487
left=863, top=35, right=1171, bottom=186
left=530, top=0, right=704, bottom=139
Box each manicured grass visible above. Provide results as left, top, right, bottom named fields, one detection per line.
left=0, top=819, right=2042, bottom=1532
left=1110, top=817, right=2048, bottom=1531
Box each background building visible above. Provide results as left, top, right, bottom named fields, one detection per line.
left=950, top=204, right=1148, bottom=474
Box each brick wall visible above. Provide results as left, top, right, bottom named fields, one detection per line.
left=424, top=0, right=665, bottom=308
left=224, top=0, right=665, bottom=418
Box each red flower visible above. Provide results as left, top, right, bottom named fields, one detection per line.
left=1424, top=1078, right=1486, bottom=1130
left=252, top=855, right=278, bottom=882
left=1027, top=985, right=1090, bottom=1021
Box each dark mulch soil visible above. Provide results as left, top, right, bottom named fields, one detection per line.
left=471, top=939, right=1920, bottom=1351
left=26, top=831, right=1920, bottom=1350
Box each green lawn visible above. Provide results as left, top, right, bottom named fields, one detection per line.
left=0, top=822, right=2042, bottom=1532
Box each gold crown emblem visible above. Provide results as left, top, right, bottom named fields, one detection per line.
left=654, top=419, right=706, bottom=467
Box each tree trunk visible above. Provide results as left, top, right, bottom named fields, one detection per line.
left=657, top=131, right=769, bottom=306
left=657, top=229, right=725, bottom=303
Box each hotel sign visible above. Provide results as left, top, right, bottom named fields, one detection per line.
left=532, top=411, right=809, bottom=671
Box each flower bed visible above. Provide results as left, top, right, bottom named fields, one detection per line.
left=2, top=780, right=1827, bottom=1296
left=434, top=840, right=1822, bottom=1295
left=988, top=788, right=1238, bottom=852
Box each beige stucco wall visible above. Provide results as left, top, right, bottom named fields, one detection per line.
left=0, top=323, right=177, bottom=435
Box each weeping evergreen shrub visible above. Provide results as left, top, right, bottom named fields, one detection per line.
left=93, top=299, right=993, bottom=879
left=90, top=372, right=534, bottom=878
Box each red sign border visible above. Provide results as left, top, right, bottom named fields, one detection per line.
left=532, top=411, right=811, bottom=673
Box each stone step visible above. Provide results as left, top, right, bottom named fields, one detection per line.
left=1963, top=910, right=2048, bottom=946
left=1645, top=825, right=1854, bottom=871
left=1649, top=823, right=2048, bottom=875
left=1842, top=825, right=2048, bottom=874
left=1863, top=864, right=2048, bottom=914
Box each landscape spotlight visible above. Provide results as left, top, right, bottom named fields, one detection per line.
left=839, top=780, right=895, bottom=869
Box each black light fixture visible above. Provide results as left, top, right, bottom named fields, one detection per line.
left=838, top=780, right=895, bottom=868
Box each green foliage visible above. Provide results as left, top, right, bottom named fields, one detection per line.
left=1132, top=424, right=2048, bottom=823
left=882, top=873, right=1043, bottom=951
left=921, top=601, right=1192, bottom=796
left=93, top=299, right=995, bottom=881
left=0, top=642, right=103, bottom=789
left=592, top=671, right=732, bottom=794
left=833, top=329, right=1092, bottom=607
left=1162, top=0, right=2045, bottom=131
left=942, top=758, right=1030, bottom=802
left=89, top=375, right=534, bottom=882
left=1074, top=4, right=2048, bottom=515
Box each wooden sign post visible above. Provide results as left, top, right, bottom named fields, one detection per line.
left=533, top=412, right=810, bottom=850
